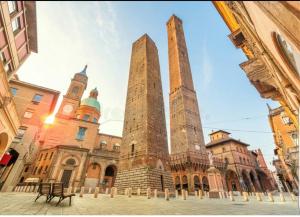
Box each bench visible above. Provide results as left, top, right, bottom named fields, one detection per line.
left=48, top=183, right=75, bottom=206
left=34, top=183, right=52, bottom=202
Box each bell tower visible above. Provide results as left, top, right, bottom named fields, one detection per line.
left=56, top=65, right=88, bottom=119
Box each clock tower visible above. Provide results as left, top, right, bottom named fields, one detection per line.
left=56, top=65, right=88, bottom=119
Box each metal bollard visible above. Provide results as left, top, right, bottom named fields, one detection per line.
left=137, top=188, right=141, bottom=196
left=165, top=188, right=169, bottom=201
left=94, top=187, right=99, bottom=198
left=146, top=188, right=151, bottom=199
left=79, top=187, right=84, bottom=197
left=268, top=192, right=274, bottom=202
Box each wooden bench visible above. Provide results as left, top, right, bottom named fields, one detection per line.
left=48, top=183, right=75, bottom=206
left=34, top=183, right=52, bottom=202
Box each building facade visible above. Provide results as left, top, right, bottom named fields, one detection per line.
left=18, top=66, right=121, bottom=191
left=114, top=34, right=174, bottom=194
left=213, top=1, right=300, bottom=129
left=0, top=1, right=37, bottom=158
left=206, top=130, right=275, bottom=193
left=269, top=105, right=298, bottom=192
left=0, top=78, right=59, bottom=191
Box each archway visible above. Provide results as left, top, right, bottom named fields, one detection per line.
left=182, top=175, right=188, bottom=190
left=0, top=132, right=9, bottom=156
left=249, top=170, right=260, bottom=191
left=175, top=176, right=181, bottom=190
left=225, top=170, right=241, bottom=192
left=241, top=170, right=251, bottom=192
left=202, top=176, right=209, bottom=192
left=257, top=170, right=272, bottom=192
left=194, top=175, right=201, bottom=191
left=104, top=165, right=117, bottom=188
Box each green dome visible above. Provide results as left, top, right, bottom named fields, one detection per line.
left=81, top=97, right=100, bottom=111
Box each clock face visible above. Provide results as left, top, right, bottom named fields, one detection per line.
left=63, top=104, right=73, bottom=114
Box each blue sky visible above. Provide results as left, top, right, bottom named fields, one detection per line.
left=18, top=1, right=279, bottom=169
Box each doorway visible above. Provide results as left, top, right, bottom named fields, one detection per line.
left=61, top=170, right=72, bottom=188
left=160, top=175, right=164, bottom=191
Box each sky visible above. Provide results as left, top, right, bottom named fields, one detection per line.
left=18, top=1, right=280, bottom=170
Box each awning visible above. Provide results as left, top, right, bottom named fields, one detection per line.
left=0, top=153, right=12, bottom=166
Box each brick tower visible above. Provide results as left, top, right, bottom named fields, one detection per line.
left=114, top=34, right=173, bottom=194
left=167, top=15, right=206, bottom=154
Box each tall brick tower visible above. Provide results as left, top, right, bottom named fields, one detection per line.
left=114, top=34, right=173, bottom=194
left=167, top=15, right=206, bottom=154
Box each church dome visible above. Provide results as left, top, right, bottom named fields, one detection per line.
left=80, top=88, right=100, bottom=111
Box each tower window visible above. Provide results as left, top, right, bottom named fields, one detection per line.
left=32, top=94, right=43, bottom=103
left=131, top=144, right=135, bottom=156
left=10, top=87, right=17, bottom=96
left=11, top=17, right=20, bottom=33
left=49, top=152, right=53, bottom=160
left=93, top=118, right=97, bottom=123
left=83, top=114, right=90, bottom=121
left=76, top=127, right=87, bottom=140
left=72, top=86, right=79, bottom=95
left=44, top=153, right=48, bottom=160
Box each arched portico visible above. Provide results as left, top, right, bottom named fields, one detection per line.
left=256, top=170, right=272, bottom=192
left=194, top=175, right=201, bottom=191
left=202, top=176, right=209, bottom=192
left=182, top=175, right=188, bottom=190
left=241, top=170, right=252, bottom=192
left=103, top=165, right=117, bottom=188
left=225, top=169, right=241, bottom=192
left=85, top=162, right=101, bottom=188
left=175, top=176, right=181, bottom=190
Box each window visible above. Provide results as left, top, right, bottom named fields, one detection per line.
left=11, top=17, right=20, bottom=33
left=83, top=114, right=90, bottom=121
left=0, top=52, right=7, bottom=63
left=39, top=154, right=43, bottom=161
left=10, top=87, right=17, bottom=96
left=8, top=1, right=17, bottom=14
left=93, top=118, right=97, bottom=123
left=44, top=166, right=48, bottom=172
left=222, top=147, right=226, bottom=152
left=32, top=94, right=43, bottom=103
left=72, top=86, right=79, bottom=95
left=44, top=153, right=48, bottom=160
left=76, top=127, right=87, bottom=140
left=66, top=158, right=76, bottom=165
left=274, top=32, right=300, bottom=76
left=100, top=140, right=107, bottom=150
left=131, top=144, right=135, bottom=156
left=290, top=132, right=298, bottom=146
left=37, top=166, right=43, bottom=175
left=23, top=111, right=33, bottom=119
left=49, top=152, right=53, bottom=160
left=24, top=167, right=29, bottom=173
left=33, top=167, right=37, bottom=175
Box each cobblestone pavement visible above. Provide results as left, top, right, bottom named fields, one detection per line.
left=0, top=192, right=299, bottom=215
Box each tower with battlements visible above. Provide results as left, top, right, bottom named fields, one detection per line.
left=114, top=34, right=173, bottom=194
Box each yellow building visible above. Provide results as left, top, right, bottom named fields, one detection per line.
left=268, top=105, right=298, bottom=192
left=213, top=1, right=300, bottom=129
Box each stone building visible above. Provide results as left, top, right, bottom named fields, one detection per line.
left=269, top=105, right=298, bottom=192
left=0, top=1, right=37, bottom=159
left=213, top=1, right=300, bottom=129
left=114, top=34, right=174, bottom=194
left=18, top=66, right=121, bottom=190
left=167, top=15, right=225, bottom=193
left=206, top=130, right=275, bottom=192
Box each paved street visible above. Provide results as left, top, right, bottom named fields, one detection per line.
left=0, top=192, right=298, bottom=215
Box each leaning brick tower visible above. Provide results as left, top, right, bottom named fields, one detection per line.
left=114, top=34, right=174, bottom=194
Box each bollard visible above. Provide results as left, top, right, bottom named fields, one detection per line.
left=256, top=192, right=262, bottom=201
left=219, top=191, right=223, bottom=199
left=74, top=187, right=77, bottom=194
left=279, top=192, right=285, bottom=202
left=105, top=188, right=109, bottom=195
left=88, top=187, right=92, bottom=194
left=183, top=190, right=187, bottom=200
left=243, top=192, right=249, bottom=202
left=67, top=187, right=72, bottom=194
left=290, top=193, right=296, bottom=202
left=181, top=190, right=185, bottom=199
left=185, top=190, right=189, bottom=198
left=154, top=189, right=157, bottom=198
left=79, top=187, right=84, bottom=197
left=165, top=188, right=169, bottom=201
left=128, top=188, right=132, bottom=198
left=137, top=188, right=141, bottom=196
left=94, top=187, right=99, bottom=198
left=229, top=191, right=235, bottom=201
left=195, top=190, right=198, bottom=197
left=146, top=188, right=151, bottom=199
left=21, top=186, right=24, bottom=192
left=110, top=187, right=114, bottom=198
left=114, top=187, right=118, bottom=196
left=198, top=190, right=203, bottom=199
left=124, top=188, right=128, bottom=196
left=268, top=192, right=274, bottom=202
left=175, top=190, right=178, bottom=199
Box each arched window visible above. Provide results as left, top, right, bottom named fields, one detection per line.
left=72, top=86, right=79, bottom=95
left=66, top=158, right=76, bottom=166
left=131, top=144, right=135, bottom=156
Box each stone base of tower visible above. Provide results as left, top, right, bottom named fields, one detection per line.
left=114, top=167, right=174, bottom=195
